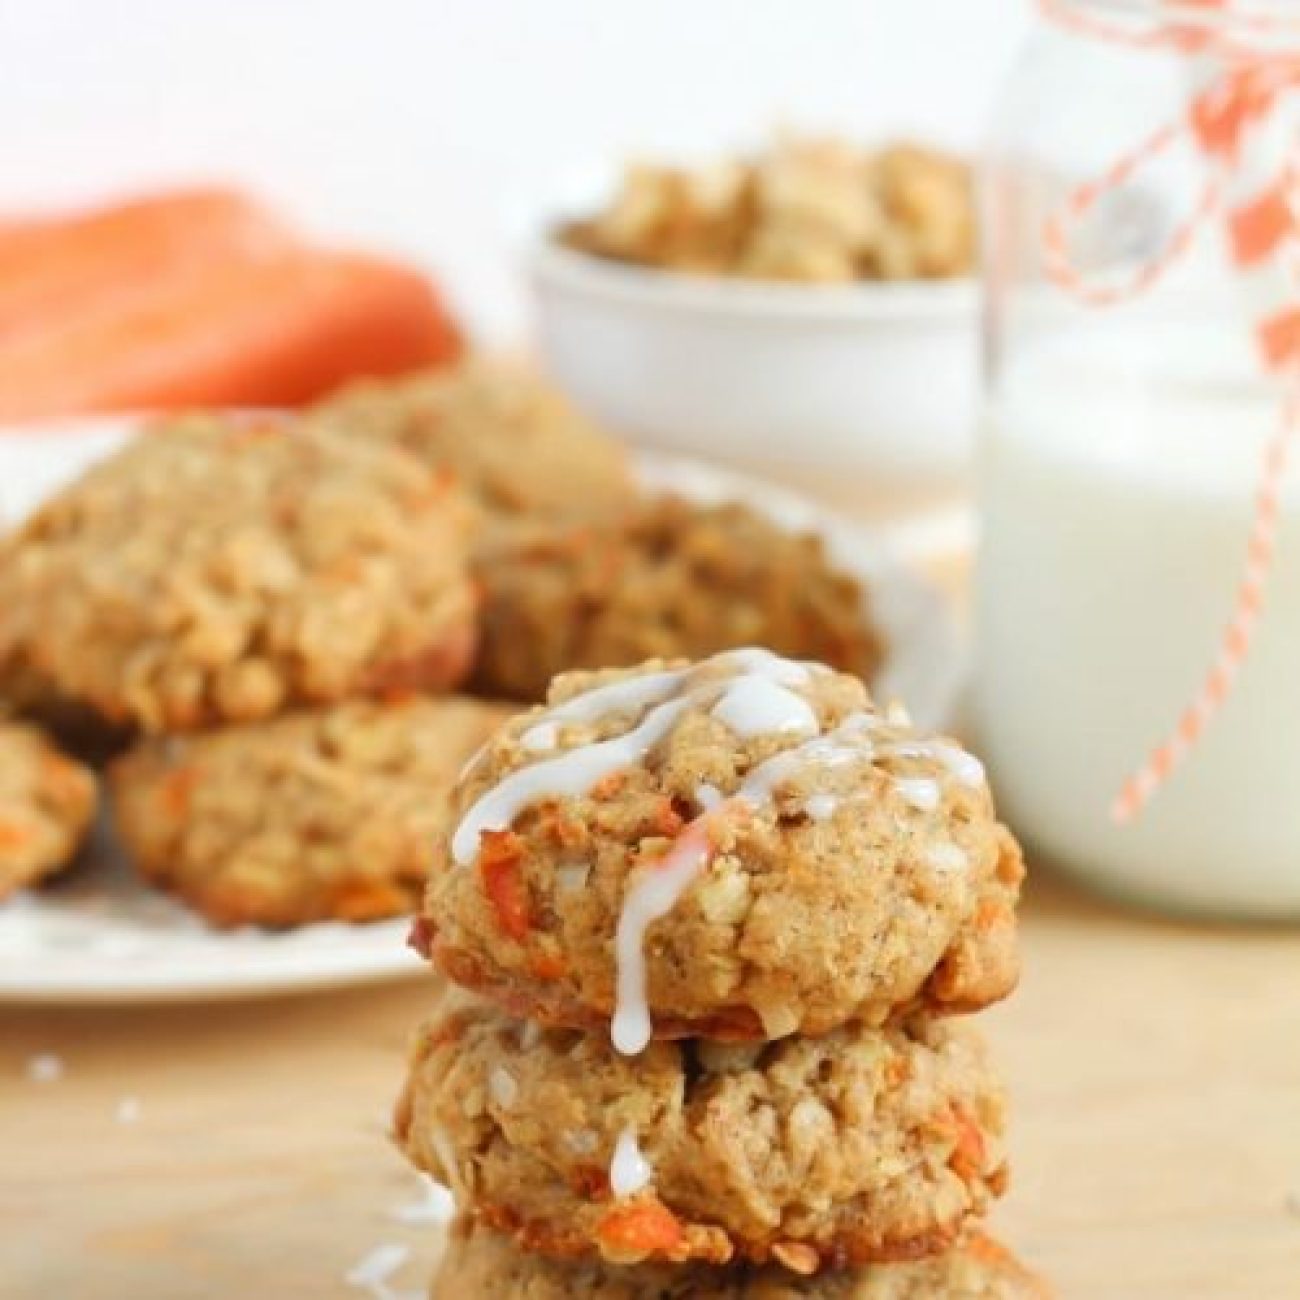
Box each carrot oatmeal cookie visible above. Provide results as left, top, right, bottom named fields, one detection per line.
left=0, top=415, right=478, bottom=732
left=432, top=1221, right=1051, bottom=1299
left=0, top=722, right=96, bottom=900
left=111, top=696, right=507, bottom=927
left=312, top=360, right=633, bottom=535
left=472, top=497, right=883, bottom=703
left=417, top=650, right=1023, bottom=1044
left=397, top=996, right=1005, bottom=1268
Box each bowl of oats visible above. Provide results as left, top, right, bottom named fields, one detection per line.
left=531, top=135, right=979, bottom=493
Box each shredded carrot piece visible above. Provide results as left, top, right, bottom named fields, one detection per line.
left=596, top=1202, right=684, bottom=1256
left=529, top=950, right=568, bottom=982
left=479, top=830, right=531, bottom=941
left=0, top=819, right=32, bottom=850
left=947, top=1104, right=987, bottom=1182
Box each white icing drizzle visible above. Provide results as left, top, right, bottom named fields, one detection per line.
left=452, top=695, right=693, bottom=865
left=711, top=674, right=819, bottom=740
left=609, top=1125, right=654, bottom=1198
left=715, top=646, right=816, bottom=685
left=804, top=793, right=839, bottom=823
left=890, top=740, right=985, bottom=788
left=895, top=776, right=941, bottom=812
left=695, top=782, right=724, bottom=811
left=542, top=669, right=688, bottom=727
left=451, top=651, right=820, bottom=867
left=613, top=818, right=716, bottom=1056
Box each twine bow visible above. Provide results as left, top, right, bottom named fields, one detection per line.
left=1038, top=0, right=1300, bottom=822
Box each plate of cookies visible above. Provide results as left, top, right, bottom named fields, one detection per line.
left=0, top=360, right=961, bottom=1002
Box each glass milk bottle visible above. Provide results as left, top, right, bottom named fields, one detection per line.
left=974, top=0, right=1300, bottom=917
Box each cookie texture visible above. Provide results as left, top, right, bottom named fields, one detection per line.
left=0, top=415, right=477, bottom=732
left=559, top=136, right=976, bottom=283
left=111, top=696, right=507, bottom=927
left=419, top=652, right=1023, bottom=1041
left=0, top=721, right=96, bottom=900
left=472, top=496, right=883, bottom=703
left=312, top=360, right=633, bottom=533
left=397, top=996, right=1006, bottom=1268
left=432, top=1221, right=1051, bottom=1299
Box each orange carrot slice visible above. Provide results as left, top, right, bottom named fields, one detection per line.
left=0, top=189, right=293, bottom=340
left=0, top=248, right=463, bottom=420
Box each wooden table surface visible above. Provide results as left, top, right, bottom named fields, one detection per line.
left=2, top=516, right=1298, bottom=1300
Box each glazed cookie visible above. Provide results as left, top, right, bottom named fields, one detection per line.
left=396, top=996, right=1006, bottom=1268
left=0, top=415, right=477, bottom=732
left=111, top=696, right=508, bottom=927
left=312, top=360, right=633, bottom=533
left=472, top=496, right=883, bottom=703
left=432, top=1221, right=1051, bottom=1300
left=0, top=722, right=96, bottom=900
left=417, top=649, right=1023, bottom=1046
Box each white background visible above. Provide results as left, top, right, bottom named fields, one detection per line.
left=0, top=0, right=1030, bottom=340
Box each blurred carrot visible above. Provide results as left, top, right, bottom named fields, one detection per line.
left=0, top=189, right=293, bottom=338
left=0, top=248, right=463, bottom=419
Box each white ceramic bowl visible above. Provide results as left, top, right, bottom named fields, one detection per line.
left=530, top=237, right=979, bottom=493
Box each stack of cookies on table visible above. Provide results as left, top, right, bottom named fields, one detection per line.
left=0, top=360, right=886, bottom=930
left=397, top=647, right=1050, bottom=1298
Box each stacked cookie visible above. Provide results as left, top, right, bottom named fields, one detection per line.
left=0, top=412, right=504, bottom=924
left=398, top=649, right=1048, bottom=1297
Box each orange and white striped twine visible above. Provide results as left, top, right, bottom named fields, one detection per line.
left=1038, top=0, right=1300, bottom=822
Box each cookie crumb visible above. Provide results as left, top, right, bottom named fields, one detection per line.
left=345, top=1242, right=414, bottom=1299
left=390, top=1174, right=454, bottom=1227
left=26, top=1053, right=63, bottom=1083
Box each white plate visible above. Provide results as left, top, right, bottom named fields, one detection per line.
left=0, top=420, right=963, bottom=1003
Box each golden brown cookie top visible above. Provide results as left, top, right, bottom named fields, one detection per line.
left=472, top=496, right=883, bottom=703
left=2, top=415, right=477, bottom=732
left=312, top=359, right=633, bottom=531
left=422, top=650, right=1022, bottom=1047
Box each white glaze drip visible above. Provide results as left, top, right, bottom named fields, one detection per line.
left=609, top=1125, right=654, bottom=1198
left=520, top=721, right=559, bottom=753
left=715, top=646, right=816, bottom=685
left=542, top=669, right=688, bottom=727
left=612, top=818, right=716, bottom=1056
left=890, top=740, right=985, bottom=788
left=452, top=695, right=693, bottom=865
left=695, top=782, right=724, bottom=811
left=711, top=674, right=818, bottom=740
left=451, top=651, right=820, bottom=867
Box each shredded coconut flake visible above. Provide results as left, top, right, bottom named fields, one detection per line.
left=27, top=1053, right=63, bottom=1083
